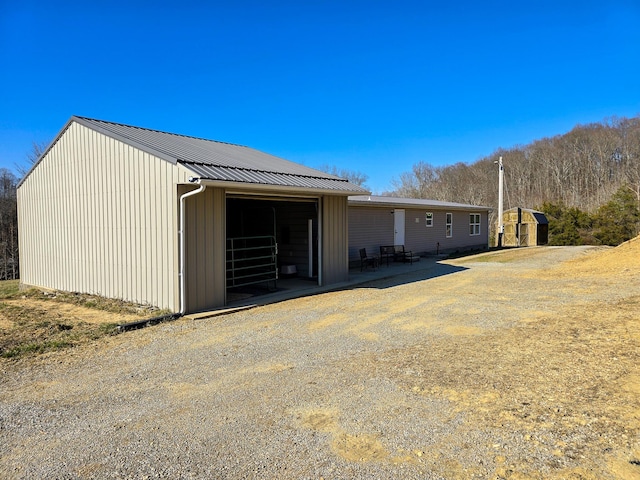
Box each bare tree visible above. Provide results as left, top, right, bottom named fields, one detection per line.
left=0, top=169, right=18, bottom=280
left=15, top=140, right=48, bottom=178
left=0, top=141, right=50, bottom=280
left=316, top=164, right=369, bottom=188
left=618, top=117, right=640, bottom=208
left=390, top=161, right=439, bottom=198
left=390, top=115, right=640, bottom=237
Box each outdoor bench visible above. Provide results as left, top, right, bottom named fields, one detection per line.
left=380, top=245, right=420, bottom=265
left=379, top=245, right=396, bottom=266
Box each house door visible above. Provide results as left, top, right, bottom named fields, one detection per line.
left=394, top=209, right=405, bottom=245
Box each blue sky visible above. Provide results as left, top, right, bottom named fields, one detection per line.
left=1, top=1, right=639, bottom=193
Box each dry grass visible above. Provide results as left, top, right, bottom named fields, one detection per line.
left=1, top=241, right=640, bottom=478
left=0, top=282, right=165, bottom=359
left=277, top=239, right=640, bottom=478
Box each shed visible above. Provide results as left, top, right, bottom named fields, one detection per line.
left=348, top=195, right=491, bottom=264
left=502, top=207, right=549, bottom=247
left=17, top=116, right=368, bottom=314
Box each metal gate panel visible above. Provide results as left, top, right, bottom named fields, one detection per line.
left=226, top=235, right=278, bottom=290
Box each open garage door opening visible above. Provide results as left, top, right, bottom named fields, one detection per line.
left=226, top=196, right=319, bottom=303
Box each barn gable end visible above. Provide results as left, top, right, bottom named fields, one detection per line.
left=18, top=121, right=191, bottom=310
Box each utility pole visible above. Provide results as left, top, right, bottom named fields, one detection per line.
left=497, top=156, right=504, bottom=247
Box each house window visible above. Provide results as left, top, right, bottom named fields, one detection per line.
left=469, top=214, right=481, bottom=236
left=425, top=212, right=433, bottom=227
left=446, top=213, right=452, bottom=238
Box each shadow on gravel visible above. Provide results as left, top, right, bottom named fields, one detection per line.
left=223, top=260, right=470, bottom=310
left=351, top=261, right=468, bottom=290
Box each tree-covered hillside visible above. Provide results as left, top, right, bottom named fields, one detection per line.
left=391, top=116, right=640, bottom=245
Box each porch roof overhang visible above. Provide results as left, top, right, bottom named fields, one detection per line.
left=184, top=162, right=370, bottom=196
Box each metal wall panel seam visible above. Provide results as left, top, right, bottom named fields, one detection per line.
left=125, top=141, right=132, bottom=301
left=113, top=136, right=122, bottom=300
left=89, top=128, right=97, bottom=295
left=58, top=131, right=67, bottom=290
left=134, top=146, right=142, bottom=303
left=107, top=135, right=116, bottom=298
left=72, top=124, right=80, bottom=291
left=81, top=124, right=90, bottom=292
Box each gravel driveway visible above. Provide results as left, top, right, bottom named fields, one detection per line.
left=1, top=246, right=639, bottom=479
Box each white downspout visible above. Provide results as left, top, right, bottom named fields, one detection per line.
left=179, top=180, right=206, bottom=315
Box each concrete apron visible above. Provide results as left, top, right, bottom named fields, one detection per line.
left=184, top=256, right=444, bottom=321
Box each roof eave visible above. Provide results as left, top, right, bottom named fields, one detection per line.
left=348, top=197, right=491, bottom=212
left=194, top=178, right=370, bottom=196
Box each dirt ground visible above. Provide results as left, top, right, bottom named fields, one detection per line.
left=294, top=242, right=640, bottom=479
left=0, top=298, right=143, bottom=328
left=379, top=244, right=640, bottom=479
left=0, top=288, right=160, bottom=358
left=1, top=240, right=640, bottom=479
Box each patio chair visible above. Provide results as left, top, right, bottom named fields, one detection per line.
left=359, top=248, right=378, bottom=271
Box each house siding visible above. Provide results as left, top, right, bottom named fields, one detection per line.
left=17, top=122, right=190, bottom=311
left=404, top=209, right=488, bottom=254
left=348, top=206, right=394, bottom=261
left=348, top=206, right=489, bottom=263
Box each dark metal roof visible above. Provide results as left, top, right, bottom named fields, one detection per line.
left=73, top=116, right=368, bottom=194
left=349, top=195, right=491, bottom=211
left=504, top=207, right=549, bottom=224
left=183, top=162, right=364, bottom=192
left=531, top=212, right=549, bottom=224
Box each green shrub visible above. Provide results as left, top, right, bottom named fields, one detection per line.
left=593, top=187, right=640, bottom=246
left=539, top=202, right=594, bottom=246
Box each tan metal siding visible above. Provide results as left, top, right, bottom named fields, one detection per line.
left=321, top=195, right=349, bottom=284
left=182, top=186, right=226, bottom=312
left=17, top=122, right=190, bottom=311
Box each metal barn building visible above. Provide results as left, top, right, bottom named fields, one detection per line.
left=17, top=116, right=368, bottom=314
left=348, top=196, right=491, bottom=263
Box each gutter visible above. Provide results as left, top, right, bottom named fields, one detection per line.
left=179, top=178, right=206, bottom=315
